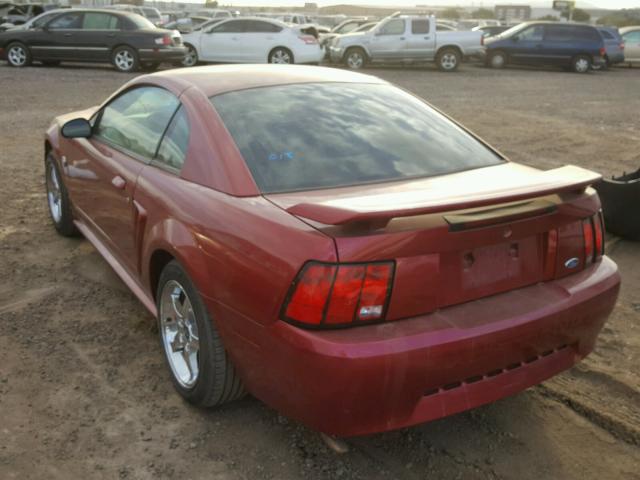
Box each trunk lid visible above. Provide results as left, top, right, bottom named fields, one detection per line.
left=266, top=163, right=602, bottom=320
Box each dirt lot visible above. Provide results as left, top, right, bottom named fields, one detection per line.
left=1, top=62, right=639, bottom=480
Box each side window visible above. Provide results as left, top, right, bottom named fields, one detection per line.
left=545, top=26, right=570, bottom=42
left=95, top=87, right=179, bottom=160
left=518, top=25, right=544, bottom=42
left=625, top=31, right=640, bottom=42
left=600, top=30, right=614, bottom=40
left=155, top=107, right=190, bottom=171
left=83, top=13, right=119, bottom=30
left=245, top=20, right=282, bottom=33
left=379, top=19, right=405, bottom=36
left=412, top=19, right=430, bottom=35
left=212, top=20, right=243, bottom=33
left=48, top=12, right=83, bottom=29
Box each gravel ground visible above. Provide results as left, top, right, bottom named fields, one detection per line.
left=0, top=61, right=639, bottom=480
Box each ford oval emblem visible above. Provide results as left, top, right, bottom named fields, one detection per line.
left=564, top=257, right=580, bottom=269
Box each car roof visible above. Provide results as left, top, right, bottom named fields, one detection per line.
left=146, top=65, right=387, bottom=98
left=619, top=26, right=640, bottom=33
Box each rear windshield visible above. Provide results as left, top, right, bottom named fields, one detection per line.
left=211, top=83, right=503, bottom=193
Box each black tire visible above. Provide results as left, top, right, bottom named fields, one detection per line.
left=268, top=47, right=294, bottom=64
left=436, top=47, right=461, bottom=72
left=142, top=62, right=160, bottom=71
left=487, top=50, right=507, bottom=69
left=181, top=44, right=198, bottom=67
left=343, top=47, right=367, bottom=70
left=6, top=41, right=31, bottom=68
left=45, top=154, right=78, bottom=237
left=156, top=260, right=245, bottom=407
left=111, top=45, right=139, bottom=73
left=41, top=60, right=61, bottom=67
left=571, top=54, right=592, bottom=74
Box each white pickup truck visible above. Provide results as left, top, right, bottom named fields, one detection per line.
left=328, top=14, right=484, bottom=71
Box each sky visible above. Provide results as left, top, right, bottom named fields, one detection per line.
left=217, top=1, right=640, bottom=8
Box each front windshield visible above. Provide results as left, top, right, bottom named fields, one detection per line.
left=495, top=22, right=528, bottom=38
left=211, top=83, right=503, bottom=193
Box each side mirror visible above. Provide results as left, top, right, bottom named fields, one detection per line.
left=61, top=118, right=92, bottom=139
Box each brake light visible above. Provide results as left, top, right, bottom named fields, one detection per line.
left=620, top=42, right=625, bottom=50
left=155, top=35, right=172, bottom=46
left=583, top=218, right=594, bottom=263
left=594, top=211, right=604, bottom=258
left=283, top=261, right=394, bottom=327
left=583, top=211, right=605, bottom=264
left=299, top=35, right=318, bottom=45
left=599, top=47, right=606, bottom=56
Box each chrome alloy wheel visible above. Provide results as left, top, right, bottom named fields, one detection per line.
left=270, top=49, right=292, bottom=64
left=182, top=46, right=197, bottom=67
left=440, top=52, right=458, bottom=71
left=491, top=53, right=505, bottom=68
left=574, top=57, right=590, bottom=73
left=346, top=51, right=364, bottom=69
left=8, top=45, right=27, bottom=66
left=46, top=161, right=62, bottom=224
left=114, top=50, right=134, bottom=71
left=160, top=280, right=200, bottom=388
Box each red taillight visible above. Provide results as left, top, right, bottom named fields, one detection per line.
left=599, top=47, right=606, bottom=56
left=299, top=35, right=318, bottom=45
left=583, top=211, right=605, bottom=264
left=155, top=35, right=172, bottom=46
left=620, top=42, right=625, bottom=50
left=283, top=261, right=394, bottom=328
left=594, top=211, right=604, bottom=258
left=583, top=218, right=594, bottom=263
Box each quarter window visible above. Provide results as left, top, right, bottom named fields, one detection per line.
left=95, top=87, right=179, bottom=160
left=155, top=107, right=190, bottom=171
left=82, top=13, right=119, bottom=30
left=379, top=19, right=405, bottom=36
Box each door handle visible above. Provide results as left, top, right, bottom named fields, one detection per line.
left=111, top=176, right=126, bottom=190
left=107, top=33, right=116, bottom=38
left=64, top=33, right=72, bottom=37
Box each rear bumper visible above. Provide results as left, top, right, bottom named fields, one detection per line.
left=292, top=45, right=325, bottom=64
left=210, top=256, right=620, bottom=437
left=138, top=46, right=186, bottom=62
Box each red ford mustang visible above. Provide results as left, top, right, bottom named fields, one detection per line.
left=44, top=65, right=620, bottom=437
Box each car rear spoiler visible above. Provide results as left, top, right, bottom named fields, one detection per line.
left=286, top=165, right=601, bottom=226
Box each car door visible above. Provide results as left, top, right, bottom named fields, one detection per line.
left=369, top=18, right=408, bottom=60
left=242, top=20, right=283, bottom=62
left=199, top=19, right=244, bottom=62
left=37, top=11, right=84, bottom=60
left=623, top=30, right=640, bottom=61
left=74, top=12, right=120, bottom=62
left=406, top=18, right=436, bottom=60
left=66, top=86, right=181, bottom=273
left=507, top=24, right=545, bottom=65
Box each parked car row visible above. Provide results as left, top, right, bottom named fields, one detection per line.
left=1, top=7, right=639, bottom=74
